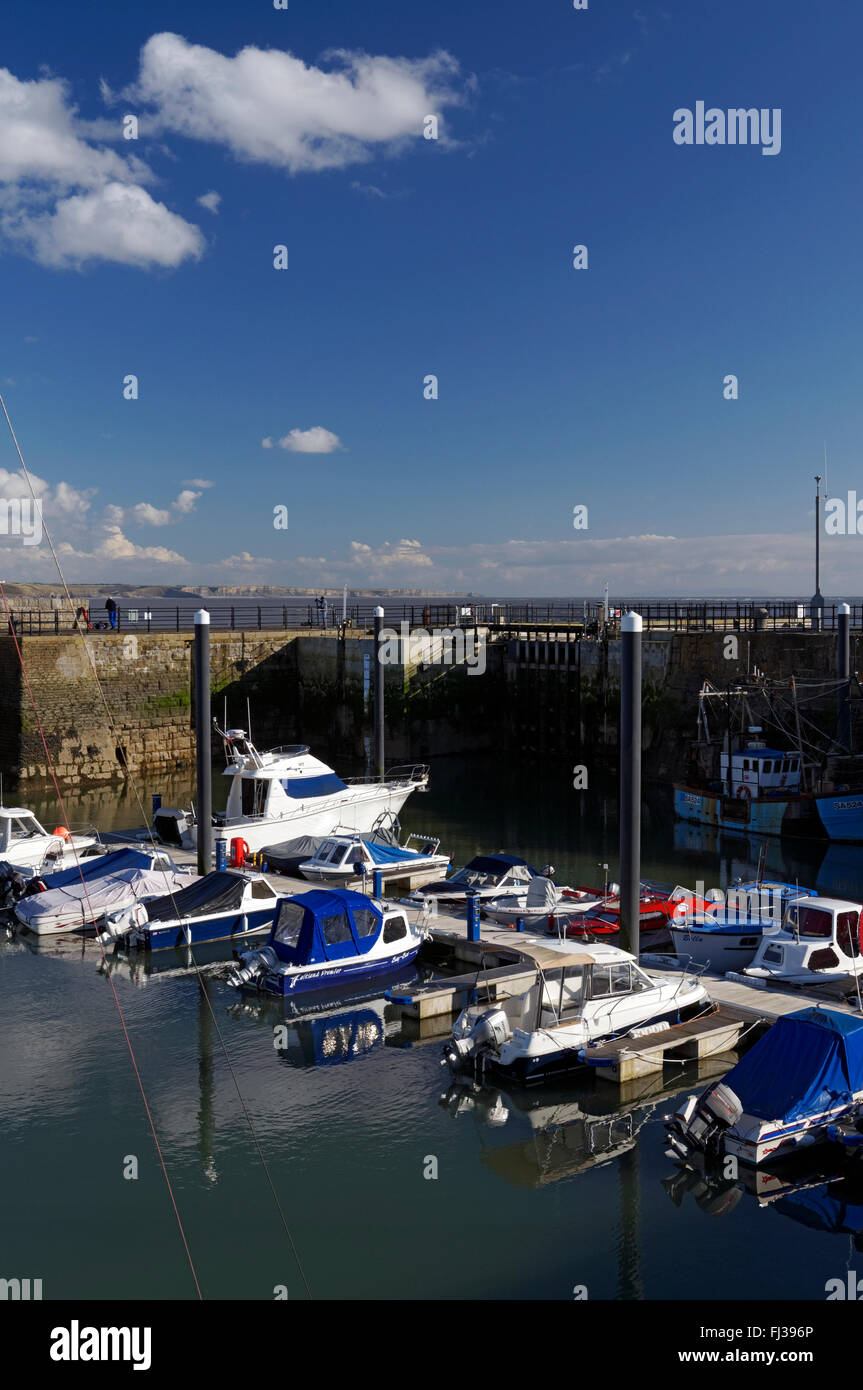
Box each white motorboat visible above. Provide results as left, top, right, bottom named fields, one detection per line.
left=408, top=853, right=543, bottom=908
left=13, top=847, right=197, bottom=935
left=101, top=869, right=282, bottom=950
left=0, top=807, right=101, bottom=872
left=666, top=1007, right=863, bottom=1166
left=152, top=726, right=428, bottom=857
left=482, top=875, right=606, bottom=927
left=743, top=896, right=863, bottom=986
left=443, top=937, right=710, bottom=1084
left=298, top=825, right=449, bottom=887
left=668, top=879, right=815, bottom=973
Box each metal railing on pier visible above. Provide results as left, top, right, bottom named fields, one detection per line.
left=3, top=599, right=860, bottom=637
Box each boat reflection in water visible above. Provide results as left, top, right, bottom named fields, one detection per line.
left=440, top=1059, right=732, bottom=1189
left=663, top=1150, right=863, bottom=1249
left=671, top=818, right=863, bottom=907
left=226, top=976, right=418, bottom=1067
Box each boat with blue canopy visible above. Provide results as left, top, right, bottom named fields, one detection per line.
left=667, top=1008, right=863, bottom=1166
left=298, top=823, right=449, bottom=887
left=227, top=887, right=426, bottom=995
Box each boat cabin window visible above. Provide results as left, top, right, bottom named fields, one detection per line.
left=352, top=907, right=378, bottom=939
left=383, top=916, right=407, bottom=944
left=11, top=816, right=40, bottom=839
left=274, top=901, right=305, bottom=948
left=785, top=905, right=833, bottom=939
left=587, top=963, right=638, bottom=998
left=321, top=909, right=352, bottom=946
left=837, top=911, right=861, bottom=958
left=250, top=880, right=273, bottom=899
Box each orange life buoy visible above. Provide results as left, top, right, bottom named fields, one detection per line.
left=737, top=785, right=751, bottom=801
left=53, top=826, right=71, bottom=839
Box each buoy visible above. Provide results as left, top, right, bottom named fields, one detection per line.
left=736, top=785, right=751, bottom=801
left=53, top=826, right=71, bottom=839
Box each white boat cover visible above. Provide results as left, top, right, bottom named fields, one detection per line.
left=16, top=866, right=199, bottom=933
left=523, top=876, right=559, bottom=910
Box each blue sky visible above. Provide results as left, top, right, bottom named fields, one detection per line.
left=1, top=0, right=862, bottom=595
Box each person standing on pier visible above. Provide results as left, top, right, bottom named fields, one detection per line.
left=105, top=595, right=117, bottom=630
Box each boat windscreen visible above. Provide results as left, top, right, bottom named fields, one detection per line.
left=145, top=871, right=248, bottom=923
left=281, top=774, right=348, bottom=798
left=786, top=906, right=833, bottom=939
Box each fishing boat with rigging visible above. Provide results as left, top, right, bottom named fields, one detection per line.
left=674, top=679, right=863, bottom=842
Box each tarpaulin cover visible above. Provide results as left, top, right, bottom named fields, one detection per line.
left=260, top=836, right=323, bottom=873
left=720, top=1008, right=863, bottom=1123
left=16, top=866, right=199, bottom=931
left=145, top=871, right=253, bottom=923
left=363, top=839, right=424, bottom=864
left=35, top=848, right=155, bottom=889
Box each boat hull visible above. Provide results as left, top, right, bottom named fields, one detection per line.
left=260, top=944, right=421, bottom=996
left=210, top=785, right=418, bottom=855
left=669, top=924, right=766, bottom=972
left=674, top=785, right=863, bottom=843
left=134, top=904, right=276, bottom=951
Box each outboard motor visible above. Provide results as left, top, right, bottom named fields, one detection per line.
left=442, top=1007, right=512, bottom=1070
left=665, top=1081, right=744, bottom=1163
left=227, top=945, right=276, bottom=990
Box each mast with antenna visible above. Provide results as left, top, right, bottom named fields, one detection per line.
left=810, top=473, right=824, bottom=631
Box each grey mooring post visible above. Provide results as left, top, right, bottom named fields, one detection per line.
left=374, top=605, right=385, bottom=782
left=194, top=608, right=212, bottom=876
left=838, top=601, right=851, bottom=751
left=619, top=612, right=642, bottom=957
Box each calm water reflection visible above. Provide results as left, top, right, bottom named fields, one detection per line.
left=1, top=754, right=861, bottom=1299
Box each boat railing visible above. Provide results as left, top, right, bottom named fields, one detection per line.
left=267, top=745, right=311, bottom=757
left=344, top=764, right=430, bottom=787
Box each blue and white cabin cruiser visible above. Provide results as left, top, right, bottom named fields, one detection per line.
left=102, top=870, right=281, bottom=950
left=444, top=939, right=710, bottom=1084
left=409, top=853, right=541, bottom=908
left=227, top=888, right=425, bottom=995
left=13, top=848, right=195, bottom=935
left=482, top=876, right=606, bottom=927
left=0, top=807, right=100, bottom=872
left=743, top=896, right=863, bottom=985
left=669, top=880, right=814, bottom=973
left=153, top=726, right=429, bottom=857
left=666, top=1008, right=863, bottom=1166
left=299, top=828, right=449, bottom=888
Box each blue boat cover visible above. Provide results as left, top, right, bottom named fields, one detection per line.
left=270, top=888, right=385, bottom=965
left=362, top=839, right=423, bottom=864
left=721, top=1008, right=863, bottom=1123
left=37, top=847, right=154, bottom=888
left=281, top=774, right=348, bottom=799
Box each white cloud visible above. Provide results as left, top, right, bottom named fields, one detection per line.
left=12, top=182, right=205, bottom=270
left=182, top=477, right=213, bottom=487
left=222, top=551, right=278, bottom=569
left=196, top=190, right=221, bottom=214
left=0, top=67, right=203, bottom=270
left=132, top=501, right=172, bottom=526
left=98, top=525, right=187, bottom=563
left=261, top=437, right=274, bottom=449
left=276, top=426, right=342, bottom=454
left=133, top=33, right=466, bottom=173
left=172, top=488, right=200, bottom=514
left=349, top=538, right=433, bottom=569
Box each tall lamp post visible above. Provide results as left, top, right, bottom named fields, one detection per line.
left=811, top=474, right=825, bottom=631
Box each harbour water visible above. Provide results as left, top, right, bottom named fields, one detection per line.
left=1, top=754, right=860, bottom=1300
